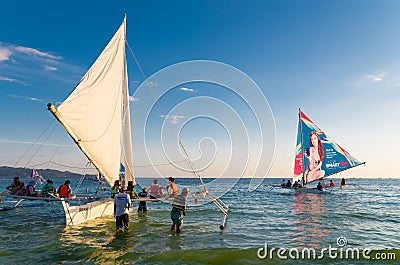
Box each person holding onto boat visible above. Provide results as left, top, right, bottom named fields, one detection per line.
left=114, top=187, right=131, bottom=231
left=167, top=177, right=179, bottom=198
left=316, top=182, right=323, bottom=191
left=170, top=187, right=189, bottom=233
left=6, top=177, right=22, bottom=195
left=110, top=180, right=120, bottom=199
left=137, top=188, right=148, bottom=213
left=305, top=132, right=325, bottom=183
left=148, top=179, right=164, bottom=199
left=125, top=180, right=137, bottom=199
left=42, top=179, right=56, bottom=197
left=26, top=180, right=38, bottom=196
left=58, top=180, right=72, bottom=198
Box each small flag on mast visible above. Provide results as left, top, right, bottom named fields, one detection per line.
left=30, top=168, right=44, bottom=184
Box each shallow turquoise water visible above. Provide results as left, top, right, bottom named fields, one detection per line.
left=0, top=178, right=399, bottom=264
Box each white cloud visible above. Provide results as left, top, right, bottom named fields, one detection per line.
left=44, top=65, right=58, bottom=71
left=0, top=76, right=17, bottom=82
left=147, top=81, right=158, bottom=87
left=364, top=74, right=384, bottom=82
left=13, top=45, right=61, bottom=60
left=0, top=42, right=62, bottom=63
left=180, top=87, right=197, bottom=92
left=161, top=114, right=188, bottom=124
left=0, top=76, right=26, bottom=85
left=27, top=97, right=44, bottom=102
left=9, top=94, right=44, bottom=102
left=0, top=46, right=12, bottom=62
left=129, top=96, right=139, bottom=102
left=356, top=72, right=386, bottom=87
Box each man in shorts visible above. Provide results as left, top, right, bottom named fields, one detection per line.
left=114, top=187, right=131, bottom=231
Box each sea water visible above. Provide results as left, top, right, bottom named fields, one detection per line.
left=0, top=178, right=399, bottom=264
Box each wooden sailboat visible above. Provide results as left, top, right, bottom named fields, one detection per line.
left=47, top=15, right=135, bottom=225
left=292, top=108, right=366, bottom=193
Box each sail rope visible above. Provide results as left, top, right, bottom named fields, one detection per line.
left=30, top=159, right=189, bottom=171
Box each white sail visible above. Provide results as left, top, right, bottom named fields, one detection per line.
left=49, top=17, right=127, bottom=186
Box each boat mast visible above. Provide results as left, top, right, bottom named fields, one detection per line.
left=299, top=108, right=306, bottom=186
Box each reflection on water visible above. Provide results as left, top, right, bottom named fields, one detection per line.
left=291, top=193, right=329, bottom=249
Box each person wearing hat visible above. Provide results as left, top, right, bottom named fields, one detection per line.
left=114, top=187, right=131, bottom=231
left=170, top=187, right=189, bottom=233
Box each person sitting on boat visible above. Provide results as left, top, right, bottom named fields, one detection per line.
left=26, top=180, right=38, bottom=196
left=305, top=132, right=325, bottom=183
left=42, top=179, right=56, bottom=197
left=125, top=180, right=137, bottom=199
left=137, top=188, right=148, bottom=213
left=15, top=181, right=26, bottom=196
left=6, top=176, right=22, bottom=195
left=293, top=181, right=299, bottom=188
left=286, top=180, right=292, bottom=188
left=316, top=182, right=323, bottom=191
left=58, top=180, right=72, bottom=198
left=170, top=187, right=189, bottom=233
left=167, top=177, right=179, bottom=198
left=329, top=180, right=335, bottom=187
left=340, top=178, right=346, bottom=186
left=110, top=180, right=120, bottom=199
left=148, top=179, right=164, bottom=199
left=114, top=187, right=131, bottom=231
left=281, top=179, right=286, bottom=188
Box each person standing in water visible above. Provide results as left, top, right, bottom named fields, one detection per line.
left=170, top=188, right=189, bottom=233
left=114, top=187, right=131, bottom=231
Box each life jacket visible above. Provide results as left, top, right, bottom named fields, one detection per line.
left=59, top=184, right=70, bottom=198
left=110, top=185, right=119, bottom=198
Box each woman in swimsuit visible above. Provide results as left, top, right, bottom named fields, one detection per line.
left=305, top=131, right=325, bottom=184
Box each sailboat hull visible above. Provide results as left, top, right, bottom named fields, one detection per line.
left=62, top=198, right=114, bottom=226
left=294, top=187, right=332, bottom=194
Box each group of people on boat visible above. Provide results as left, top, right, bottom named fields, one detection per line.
left=281, top=177, right=346, bottom=191
left=281, top=179, right=304, bottom=188
left=5, top=177, right=72, bottom=198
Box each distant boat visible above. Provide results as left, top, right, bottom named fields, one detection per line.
left=272, top=109, right=365, bottom=194
left=46, top=15, right=135, bottom=225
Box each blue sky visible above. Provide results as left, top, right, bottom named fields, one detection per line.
left=1, top=0, right=400, bottom=178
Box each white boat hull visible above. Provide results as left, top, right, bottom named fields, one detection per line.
left=62, top=198, right=114, bottom=226
left=294, top=187, right=331, bottom=194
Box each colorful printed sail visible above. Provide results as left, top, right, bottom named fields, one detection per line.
left=293, top=109, right=364, bottom=184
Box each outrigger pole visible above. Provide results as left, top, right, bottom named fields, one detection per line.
left=178, top=141, right=229, bottom=230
